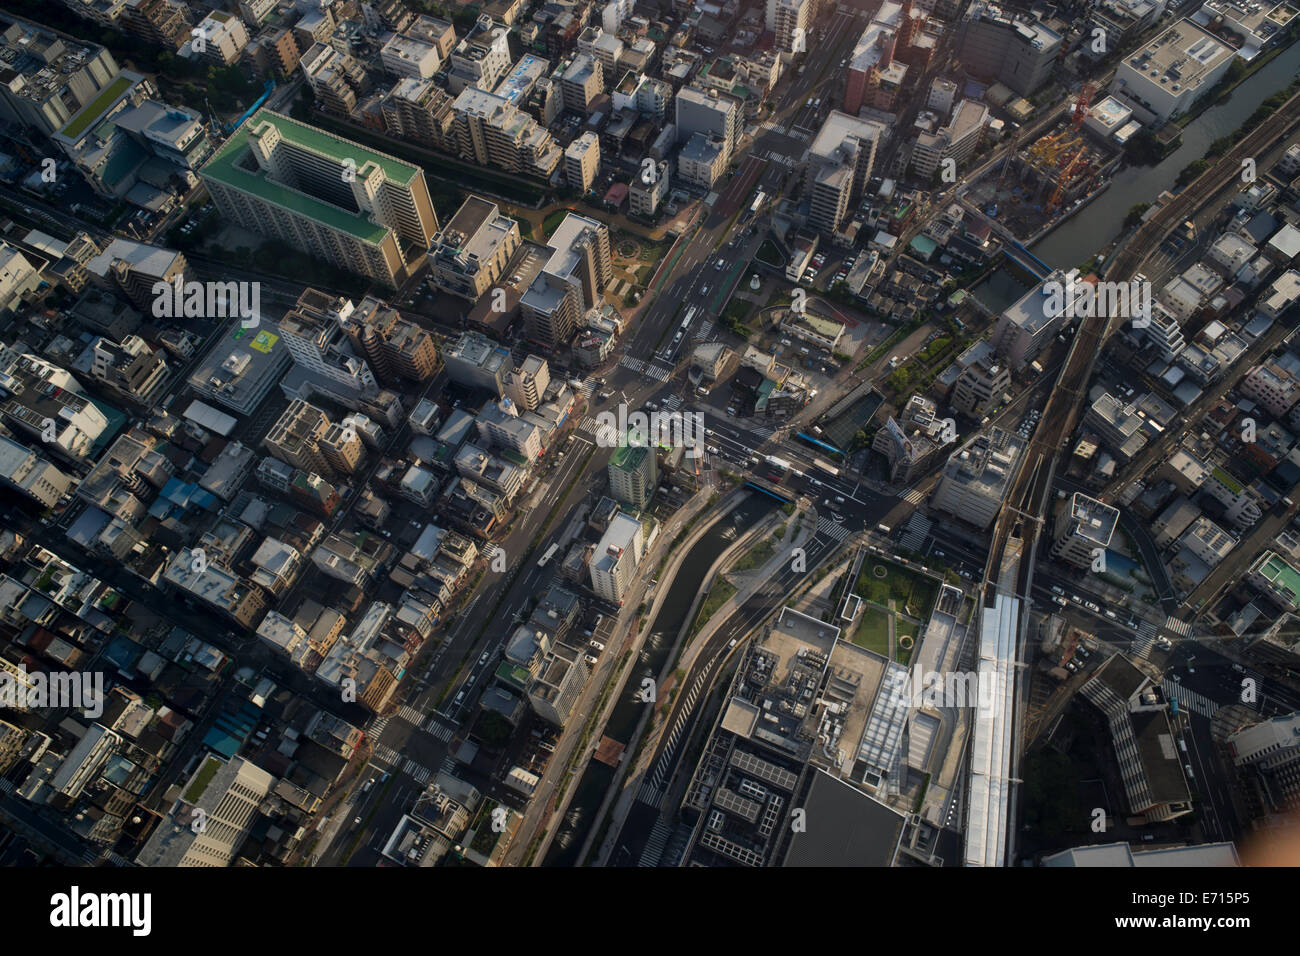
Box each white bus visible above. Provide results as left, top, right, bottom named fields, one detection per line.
left=537, top=543, right=560, bottom=567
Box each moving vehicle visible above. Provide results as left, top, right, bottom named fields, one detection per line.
left=811, top=457, right=839, bottom=477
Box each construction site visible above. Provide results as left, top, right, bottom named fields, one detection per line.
left=964, top=84, right=1124, bottom=241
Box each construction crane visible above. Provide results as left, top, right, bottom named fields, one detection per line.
left=995, top=122, right=1025, bottom=191
left=1071, top=81, right=1096, bottom=129
left=1046, top=149, right=1088, bottom=216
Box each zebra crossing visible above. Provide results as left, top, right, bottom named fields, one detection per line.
left=619, top=356, right=675, bottom=381
left=371, top=742, right=402, bottom=767
left=817, top=517, right=853, bottom=543
left=900, top=488, right=926, bottom=505
left=661, top=393, right=683, bottom=413
left=402, top=757, right=435, bottom=786
left=425, top=719, right=455, bottom=742
left=638, top=816, right=673, bottom=867
left=900, top=513, right=931, bottom=552
left=1163, top=679, right=1219, bottom=719
left=636, top=780, right=666, bottom=808
left=441, top=756, right=457, bottom=774
left=1164, top=616, right=1194, bottom=638
left=396, top=704, right=425, bottom=726
left=576, top=377, right=597, bottom=399
left=752, top=426, right=774, bottom=439
left=369, top=715, right=392, bottom=739
left=694, top=319, right=715, bottom=340
left=1133, top=618, right=1157, bottom=657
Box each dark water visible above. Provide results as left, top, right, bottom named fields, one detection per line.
left=1032, top=37, right=1300, bottom=268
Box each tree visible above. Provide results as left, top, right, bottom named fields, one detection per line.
left=1124, top=203, right=1149, bottom=228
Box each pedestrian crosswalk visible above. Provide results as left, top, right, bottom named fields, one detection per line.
left=639, top=816, right=672, bottom=867
left=753, top=426, right=774, bottom=439
left=425, top=719, right=454, bottom=742
left=900, top=488, right=926, bottom=505
left=1162, top=679, right=1219, bottom=719
left=372, top=743, right=402, bottom=767
left=402, top=757, right=434, bottom=786
left=817, top=517, right=852, bottom=543
left=900, top=513, right=931, bottom=552
left=695, top=319, right=715, bottom=340
left=396, top=704, right=425, bottom=726
left=619, top=356, right=675, bottom=381
left=1133, top=619, right=1157, bottom=657
left=636, top=780, right=666, bottom=808
left=441, top=756, right=457, bottom=774
left=368, top=715, right=392, bottom=741
left=1164, top=616, right=1193, bottom=638
left=661, top=393, right=683, bottom=412
left=577, top=377, right=597, bottom=399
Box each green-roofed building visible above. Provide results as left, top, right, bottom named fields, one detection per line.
left=608, top=442, right=657, bottom=511
left=199, top=109, right=439, bottom=286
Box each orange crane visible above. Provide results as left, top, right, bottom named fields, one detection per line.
left=1072, top=81, right=1096, bottom=129
left=1046, top=149, right=1087, bottom=215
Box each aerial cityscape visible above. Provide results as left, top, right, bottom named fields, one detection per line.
left=0, top=0, right=1297, bottom=889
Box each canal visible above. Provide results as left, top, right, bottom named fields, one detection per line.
left=1032, top=35, right=1300, bottom=268
left=541, top=493, right=779, bottom=866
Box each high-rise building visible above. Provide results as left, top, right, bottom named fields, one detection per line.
left=1228, top=713, right=1300, bottom=810
left=767, top=0, right=814, bottom=54
left=991, top=270, right=1074, bottom=369
left=444, top=331, right=513, bottom=394
left=119, top=0, right=191, bottom=51
left=341, top=296, right=441, bottom=384
left=676, top=86, right=740, bottom=166
left=277, top=288, right=379, bottom=402
left=1050, top=492, right=1119, bottom=569
left=89, top=335, right=169, bottom=406
left=380, top=30, right=443, bottom=80
left=629, top=160, right=670, bottom=217
left=264, top=399, right=336, bottom=477
left=450, top=86, right=562, bottom=178
left=565, top=131, right=601, bottom=193
left=191, top=10, right=250, bottom=65
left=299, top=41, right=369, bottom=115
left=955, top=1, right=1061, bottom=97
left=381, top=77, right=455, bottom=148
left=949, top=340, right=1011, bottom=417
left=607, top=443, right=658, bottom=510
left=447, top=14, right=513, bottom=93
left=428, top=196, right=523, bottom=301
left=0, top=434, right=73, bottom=507
left=805, top=112, right=884, bottom=236
left=590, top=511, right=644, bottom=604
left=930, top=426, right=1024, bottom=529
left=911, top=99, right=988, bottom=179
left=560, top=54, right=604, bottom=114
left=200, top=110, right=438, bottom=286
left=0, top=14, right=120, bottom=138
left=504, top=355, right=550, bottom=411
left=1110, top=18, right=1233, bottom=124
left=136, top=755, right=275, bottom=866
left=520, top=213, right=611, bottom=349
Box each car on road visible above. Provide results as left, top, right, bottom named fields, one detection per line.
left=700, top=286, right=709, bottom=296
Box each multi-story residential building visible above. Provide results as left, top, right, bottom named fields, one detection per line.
left=608, top=443, right=658, bottom=510
left=191, top=10, right=249, bottom=65
left=163, top=550, right=267, bottom=628
left=992, top=271, right=1074, bottom=369
left=136, top=755, right=275, bottom=866
left=767, top=0, right=814, bottom=53
left=1088, top=0, right=1161, bottom=54
left=930, top=427, right=1024, bottom=529
left=560, top=54, right=604, bottom=114
left=1228, top=713, right=1300, bottom=811
left=444, top=331, right=512, bottom=394
left=119, top=0, right=191, bottom=51
left=0, top=242, right=41, bottom=313
left=565, top=131, right=601, bottom=193
left=676, top=86, right=740, bottom=166
left=455, top=443, right=525, bottom=500
left=805, top=112, right=884, bottom=236
left=504, top=355, right=550, bottom=411
left=381, top=30, right=443, bottom=80
left=449, top=86, right=562, bottom=178
left=1050, top=492, right=1119, bottom=569
left=0, top=14, right=120, bottom=138
left=341, top=296, right=440, bottom=384
left=949, top=339, right=1011, bottom=417
left=381, top=77, right=455, bottom=147
left=871, top=405, right=942, bottom=484
left=1152, top=496, right=1199, bottom=549
left=520, top=213, right=611, bottom=349
left=277, top=288, right=379, bottom=404
left=590, top=511, right=644, bottom=604
left=299, top=41, right=369, bottom=115
left=911, top=99, right=988, bottom=179
left=844, top=1, right=910, bottom=114
left=264, top=399, right=336, bottom=477
left=1247, top=551, right=1300, bottom=612
left=0, top=434, right=73, bottom=507
left=1241, top=361, right=1300, bottom=418
left=49, top=723, right=121, bottom=803
left=629, top=160, right=670, bottom=217
left=476, top=399, right=544, bottom=461
left=955, top=1, right=1062, bottom=97
left=89, top=335, right=169, bottom=406
left=528, top=641, right=588, bottom=727
left=577, top=26, right=623, bottom=80
left=200, top=110, right=438, bottom=286
left=447, top=14, right=512, bottom=93
left=0, top=346, right=109, bottom=462
left=85, top=237, right=190, bottom=313
left=677, top=133, right=728, bottom=189
left=428, top=195, right=523, bottom=301
left=1110, top=18, right=1234, bottom=124
left=1144, top=303, right=1186, bottom=360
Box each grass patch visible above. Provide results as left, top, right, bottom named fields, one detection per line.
left=184, top=756, right=221, bottom=803
left=731, top=537, right=776, bottom=571
left=852, top=607, right=891, bottom=655
left=689, top=577, right=739, bottom=640
left=854, top=561, right=937, bottom=619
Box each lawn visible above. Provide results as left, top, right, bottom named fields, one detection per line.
left=852, top=607, right=891, bottom=655
left=732, top=537, right=777, bottom=572
left=854, top=561, right=938, bottom=619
